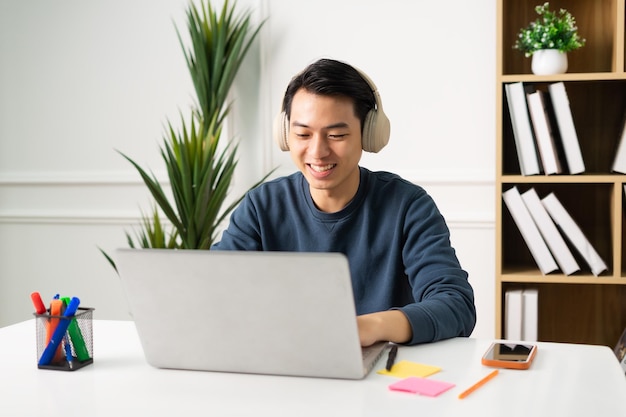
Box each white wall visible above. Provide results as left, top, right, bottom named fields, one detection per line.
left=0, top=0, right=495, bottom=339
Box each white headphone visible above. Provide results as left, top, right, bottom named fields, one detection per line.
left=273, top=67, right=391, bottom=153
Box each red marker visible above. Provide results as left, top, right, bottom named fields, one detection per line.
left=31, top=292, right=64, bottom=364
left=30, top=292, right=46, bottom=314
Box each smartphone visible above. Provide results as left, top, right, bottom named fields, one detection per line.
left=481, top=342, right=537, bottom=370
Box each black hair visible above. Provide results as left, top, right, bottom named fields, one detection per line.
left=281, top=58, right=376, bottom=130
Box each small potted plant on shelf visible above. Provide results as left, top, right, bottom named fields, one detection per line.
left=513, top=2, right=585, bottom=75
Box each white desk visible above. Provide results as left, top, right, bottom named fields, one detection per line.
left=1, top=320, right=625, bottom=417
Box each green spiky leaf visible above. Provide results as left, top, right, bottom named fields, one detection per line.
left=103, top=0, right=274, bottom=272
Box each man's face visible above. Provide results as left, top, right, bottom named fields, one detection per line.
left=288, top=88, right=363, bottom=211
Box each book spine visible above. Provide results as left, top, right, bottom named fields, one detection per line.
left=526, top=91, right=562, bottom=175
left=611, top=116, right=626, bottom=173
left=541, top=192, right=607, bottom=276
left=505, top=289, right=523, bottom=340
left=548, top=82, right=585, bottom=174
left=503, top=186, right=558, bottom=275
left=521, top=188, right=580, bottom=275
left=522, top=288, right=538, bottom=342
left=505, top=82, right=541, bottom=176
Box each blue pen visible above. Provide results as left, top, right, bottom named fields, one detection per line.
left=63, top=335, right=74, bottom=369
left=60, top=299, right=74, bottom=369
left=38, top=297, right=80, bottom=366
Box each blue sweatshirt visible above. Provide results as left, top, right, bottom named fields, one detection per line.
left=212, top=167, right=476, bottom=345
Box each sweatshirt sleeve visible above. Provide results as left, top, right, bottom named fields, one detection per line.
left=397, top=192, right=476, bottom=345
left=211, top=194, right=263, bottom=251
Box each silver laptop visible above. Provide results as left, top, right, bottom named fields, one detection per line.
left=115, top=249, right=388, bottom=379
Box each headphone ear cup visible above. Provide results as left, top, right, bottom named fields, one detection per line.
left=361, top=108, right=391, bottom=153
left=356, top=69, right=391, bottom=153
left=273, top=111, right=290, bottom=151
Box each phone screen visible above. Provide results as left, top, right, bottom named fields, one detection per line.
left=484, top=343, right=534, bottom=362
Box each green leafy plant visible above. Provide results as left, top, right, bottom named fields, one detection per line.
left=514, top=2, right=585, bottom=57
left=102, top=0, right=273, bottom=270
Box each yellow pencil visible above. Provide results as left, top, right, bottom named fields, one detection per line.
left=458, top=369, right=499, bottom=399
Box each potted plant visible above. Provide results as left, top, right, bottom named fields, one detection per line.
left=102, top=0, right=273, bottom=269
left=513, top=2, right=585, bottom=75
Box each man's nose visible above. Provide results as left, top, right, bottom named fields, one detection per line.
left=308, top=134, right=330, bottom=158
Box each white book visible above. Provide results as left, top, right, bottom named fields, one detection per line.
left=505, top=289, right=523, bottom=340
left=611, top=117, right=626, bottom=173
left=521, top=188, right=580, bottom=275
left=615, top=327, right=626, bottom=374
left=526, top=90, right=562, bottom=175
left=522, top=288, right=538, bottom=342
left=505, top=82, right=541, bottom=176
left=548, top=82, right=585, bottom=174
left=503, top=187, right=558, bottom=275
left=541, top=193, right=608, bottom=276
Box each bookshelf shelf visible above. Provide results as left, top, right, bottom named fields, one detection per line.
left=496, top=0, right=626, bottom=347
left=500, top=175, right=625, bottom=184
left=500, top=270, right=626, bottom=285
left=501, top=72, right=626, bottom=82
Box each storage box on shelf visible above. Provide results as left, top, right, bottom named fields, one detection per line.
left=496, top=0, right=626, bottom=347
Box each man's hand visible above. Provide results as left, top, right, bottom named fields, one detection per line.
left=357, top=310, right=412, bottom=347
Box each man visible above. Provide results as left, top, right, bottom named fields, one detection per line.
left=212, top=58, right=476, bottom=346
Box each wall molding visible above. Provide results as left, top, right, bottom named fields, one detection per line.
left=0, top=169, right=493, bottom=187
left=0, top=211, right=495, bottom=228
left=0, top=171, right=169, bottom=186
left=0, top=211, right=144, bottom=225
left=0, top=170, right=495, bottom=226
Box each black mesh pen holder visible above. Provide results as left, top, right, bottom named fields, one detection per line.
left=34, top=307, right=95, bottom=371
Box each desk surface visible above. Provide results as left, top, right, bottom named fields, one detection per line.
left=1, top=320, right=625, bottom=417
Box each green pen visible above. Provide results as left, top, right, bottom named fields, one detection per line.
left=61, top=297, right=90, bottom=362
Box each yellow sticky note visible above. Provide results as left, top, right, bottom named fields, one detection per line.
left=377, top=360, right=441, bottom=378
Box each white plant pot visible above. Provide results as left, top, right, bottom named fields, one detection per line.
left=531, top=49, right=568, bottom=75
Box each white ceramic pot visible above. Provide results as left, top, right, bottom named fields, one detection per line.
left=531, top=49, right=568, bottom=75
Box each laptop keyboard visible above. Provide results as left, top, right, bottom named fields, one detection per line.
left=362, top=342, right=389, bottom=366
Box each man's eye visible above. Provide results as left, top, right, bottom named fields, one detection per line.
left=293, top=132, right=310, bottom=138
left=328, top=134, right=347, bottom=139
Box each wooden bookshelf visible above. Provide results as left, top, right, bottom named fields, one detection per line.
left=496, top=0, right=626, bottom=347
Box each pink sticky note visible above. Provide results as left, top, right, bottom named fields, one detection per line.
left=389, top=377, right=455, bottom=397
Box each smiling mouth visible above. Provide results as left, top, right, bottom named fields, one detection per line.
left=309, top=164, right=336, bottom=173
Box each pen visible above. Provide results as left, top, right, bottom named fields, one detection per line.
left=38, top=297, right=80, bottom=367
left=30, top=292, right=47, bottom=314
left=61, top=296, right=90, bottom=361
left=458, top=369, right=499, bottom=399
left=385, top=344, right=398, bottom=371
left=32, top=291, right=62, bottom=363
left=60, top=298, right=74, bottom=369
left=49, top=299, right=66, bottom=363
left=63, top=334, right=74, bottom=369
